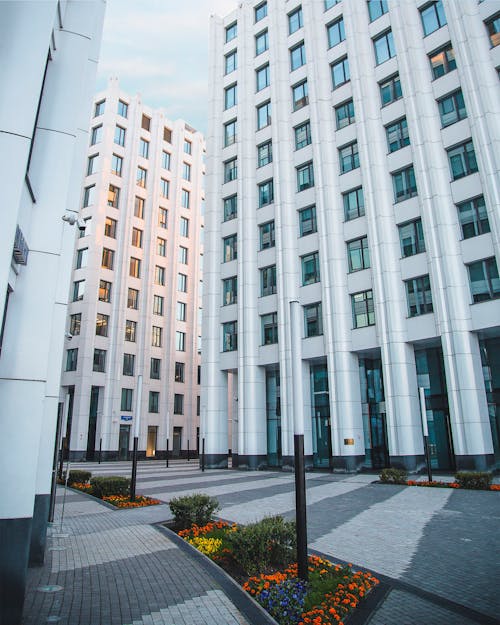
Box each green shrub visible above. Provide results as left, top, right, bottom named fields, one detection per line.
left=225, top=516, right=296, bottom=576
left=90, top=476, right=130, bottom=498
left=454, top=471, right=492, bottom=490
left=380, top=468, right=408, bottom=485
left=67, top=470, right=91, bottom=486
left=169, top=494, right=219, bottom=530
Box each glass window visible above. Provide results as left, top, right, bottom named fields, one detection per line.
left=149, top=391, right=159, bottom=413
left=386, top=117, right=410, bottom=152
left=262, top=312, right=278, bottom=345
left=457, top=196, right=490, bottom=239
left=118, top=100, right=128, bottom=117
left=339, top=141, right=359, bottom=173
left=123, top=353, right=135, bottom=376
left=152, top=325, right=162, bottom=347
left=95, top=313, right=109, bottom=336
left=177, top=273, right=187, bottom=292
left=125, top=320, right=137, bottom=342
left=142, top=115, right=151, bottom=131
left=75, top=247, right=88, bottom=269
left=485, top=14, right=500, bottom=47
left=261, top=265, right=277, bottom=296
left=304, top=302, right=323, bottom=337
left=225, top=49, right=237, bottom=74
left=347, top=236, right=370, bottom=272
left=429, top=43, right=456, bottom=79
left=99, top=279, right=112, bottom=302
left=164, top=128, right=172, bottom=143
left=127, top=288, right=139, bottom=310
left=87, top=153, right=98, bottom=175
left=368, top=0, right=388, bottom=21
left=302, top=252, right=320, bottom=285
left=83, top=185, right=95, bottom=207
left=160, top=178, right=169, bottom=199
left=224, top=120, right=237, bottom=147
left=343, top=187, right=365, bottom=221
left=258, top=141, right=272, bottom=167
left=129, top=257, right=141, bottom=278
left=420, top=1, right=447, bottom=36
left=256, top=29, right=269, bottom=55
left=399, top=218, right=425, bottom=257
left=136, top=166, right=147, bottom=188
left=93, top=348, right=106, bottom=373
left=297, top=161, right=314, bottom=191
left=162, top=150, right=171, bottom=170
left=131, top=227, right=143, bottom=248
left=139, top=138, right=149, bottom=158
left=223, top=234, right=237, bottom=262
left=155, top=265, right=165, bottom=286
left=101, top=248, right=114, bottom=270
left=335, top=100, right=355, bottom=130
left=373, top=30, right=395, bottom=64
left=298, top=205, right=317, bottom=236
left=331, top=57, right=350, bottom=88
left=224, top=84, right=237, bottom=109
left=259, top=220, right=275, bottom=249
left=90, top=125, right=102, bottom=145
left=292, top=80, right=308, bottom=110
left=150, top=357, right=161, bottom=379
left=405, top=275, right=433, bottom=317
left=121, top=388, right=133, bottom=411
left=224, top=195, right=237, bottom=221
left=325, top=0, right=341, bottom=8
left=327, top=17, right=345, bottom=47
left=438, top=89, right=467, bottom=127
left=223, top=276, right=237, bottom=305
left=256, top=64, right=270, bottom=91
left=258, top=179, right=274, bottom=207
left=222, top=322, right=237, bottom=351
left=174, top=394, right=184, bottom=414
left=289, top=6, right=303, bottom=34
left=290, top=42, right=306, bottom=70
left=175, top=362, right=185, bottom=383
left=392, top=166, right=417, bottom=202
left=66, top=348, right=78, bottom=372
left=180, top=216, right=189, bottom=237
left=94, top=100, right=105, bottom=117
left=179, top=246, right=188, bottom=264
left=295, top=120, right=311, bottom=149
left=134, top=196, right=144, bottom=218
left=467, top=257, right=500, bottom=302
left=257, top=101, right=271, bottom=130
left=183, top=162, right=191, bottom=181
left=158, top=207, right=168, bottom=229
left=352, top=290, right=375, bottom=328
left=176, top=302, right=186, bottom=321
left=181, top=189, right=190, bottom=209
left=255, top=1, right=267, bottom=22
left=226, top=22, right=237, bottom=43
left=447, top=140, right=478, bottom=180
left=111, top=153, right=123, bottom=177
left=224, top=158, right=237, bottom=183
left=69, top=313, right=81, bottom=336
left=114, top=125, right=126, bottom=147
left=157, top=237, right=166, bottom=256
left=108, top=183, right=120, bottom=207
left=380, top=74, right=402, bottom=106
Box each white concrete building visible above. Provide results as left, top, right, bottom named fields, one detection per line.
left=0, top=2, right=105, bottom=623
left=60, top=81, right=204, bottom=462
left=202, top=0, right=500, bottom=472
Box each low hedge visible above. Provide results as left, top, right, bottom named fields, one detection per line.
left=379, top=468, right=408, bottom=484
left=454, top=471, right=492, bottom=490
left=67, top=470, right=91, bottom=486
left=169, top=493, right=219, bottom=530
left=90, top=476, right=130, bottom=498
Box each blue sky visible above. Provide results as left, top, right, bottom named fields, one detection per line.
left=96, top=0, right=238, bottom=134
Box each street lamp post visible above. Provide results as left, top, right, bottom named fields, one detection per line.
left=130, top=374, right=143, bottom=501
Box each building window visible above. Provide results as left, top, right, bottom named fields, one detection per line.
left=352, top=290, right=375, bottom=328
left=438, top=89, right=467, bottom=127
left=224, top=195, right=237, bottom=221
left=304, top=302, right=323, bottom=337
left=158, top=207, right=168, bottom=229
left=155, top=265, right=165, bottom=286
left=429, top=43, right=456, bottom=79
left=90, top=125, right=102, bottom=145
left=177, top=301, right=186, bottom=321
left=256, top=29, right=269, bottom=55
left=224, top=83, right=237, bottom=110
left=258, top=179, right=274, bottom=207
left=447, top=140, right=478, bottom=180
left=302, top=252, right=320, bottom=285
left=181, top=189, right=190, bottom=209
left=262, top=312, right=278, bottom=345
left=139, top=138, right=149, bottom=158
left=335, top=100, right=355, bottom=130
left=94, top=100, right=105, bottom=117
left=255, top=1, right=267, bottom=22
left=176, top=331, right=186, bottom=351
left=485, top=14, right=500, bottom=47
left=368, top=0, right=388, bottom=21
left=224, top=120, right=237, bottom=147
left=72, top=280, right=85, bottom=301
left=137, top=166, right=147, bottom=188
left=131, top=227, right=143, bottom=248
left=343, top=187, right=365, bottom=221
left=110, top=153, right=123, bottom=177
left=121, top=388, right=133, bottom=411
left=386, top=117, right=410, bottom=152
left=290, top=42, right=306, bottom=71
left=331, top=57, right=350, bottom=88
left=142, top=115, right=151, bottom=131
left=294, top=121, right=311, bottom=151
left=420, top=0, right=447, bottom=36
left=114, top=125, right=125, bottom=147
left=180, top=216, right=189, bottom=237
left=399, top=218, right=425, bottom=257
left=99, top=280, right=112, bottom=302
left=258, top=141, right=272, bottom=167
left=325, top=0, right=341, bottom=8
left=93, top=348, right=106, bottom=373
left=162, top=150, right=171, bottom=170
left=129, top=257, right=141, bottom=278
left=223, top=276, right=237, bottom=305
left=66, top=348, right=78, bottom=372
left=175, top=361, right=185, bottom=383
left=339, top=142, right=359, bottom=173
left=152, top=325, right=162, bottom=347
left=134, top=196, right=144, bottom=218
left=95, top=313, right=109, bottom=336
left=184, top=139, right=192, bottom=155
left=406, top=275, right=433, bottom=317
left=179, top=246, right=188, bottom=264
left=174, top=394, right=184, bottom=414
left=177, top=273, right=187, bottom=292
left=127, top=288, right=139, bottom=310
left=327, top=17, right=345, bottom=47
left=292, top=80, right=308, bottom=111
left=259, top=220, right=275, bottom=249
left=183, top=162, right=191, bottom=181
left=125, top=320, right=137, bottom=342
left=118, top=100, right=128, bottom=117
left=225, top=49, right=237, bottom=74
left=222, top=321, right=238, bottom=352
left=149, top=391, right=159, bottom=413
left=150, top=357, right=161, bottom=379
left=226, top=22, right=237, bottom=43
left=261, top=265, right=277, bottom=296
left=224, top=158, right=237, bottom=183
left=83, top=185, right=95, bottom=207
left=347, top=236, right=370, bottom=272
left=457, top=196, right=490, bottom=239
left=101, top=248, right=114, bottom=270
left=257, top=101, right=271, bottom=130
left=156, top=237, right=166, bottom=257
left=158, top=178, right=169, bottom=199
left=69, top=313, right=81, bottom=336
left=87, top=153, right=98, bottom=175
left=289, top=6, right=303, bottom=34
left=223, top=234, right=237, bottom=262
left=467, top=257, right=500, bottom=302
left=256, top=64, right=270, bottom=91
left=75, top=247, right=88, bottom=269
left=123, top=353, right=135, bottom=377
left=392, top=166, right=417, bottom=202
left=298, top=205, right=317, bottom=236
left=380, top=74, right=402, bottom=106
left=297, top=161, right=314, bottom=191
left=108, top=184, right=120, bottom=207
left=373, top=30, right=395, bottom=65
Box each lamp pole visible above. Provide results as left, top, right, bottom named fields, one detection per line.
left=290, top=300, right=308, bottom=581
left=419, top=386, right=433, bottom=482
left=130, top=374, right=143, bottom=501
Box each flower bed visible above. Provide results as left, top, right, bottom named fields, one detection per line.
left=406, top=480, right=499, bottom=491
left=102, top=494, right=161, bottom=508
left=178, top=521, right=379, bottom=625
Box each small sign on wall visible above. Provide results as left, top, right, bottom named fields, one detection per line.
left=121, top=415, right=133, bottom=422
left=344, top=438, right=355, bottom=446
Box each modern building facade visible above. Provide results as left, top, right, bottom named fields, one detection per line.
left=60, top=81, right=204, bottom=462
left=202, top=0, right=500, bottom=472
left=0, top=2, right=105, bottom=623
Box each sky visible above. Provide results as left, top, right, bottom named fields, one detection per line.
left=96, top=0, right=239, bottom=135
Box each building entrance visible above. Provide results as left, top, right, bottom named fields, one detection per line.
left=173, top=426, right=182, bottom=457
left=360, top=357, right=389, bottom=469
left=311, top=363, right=331, bottom=468
left=118, top=425, right=130, bottom=460
left=266, top=367, right=282, bottom=467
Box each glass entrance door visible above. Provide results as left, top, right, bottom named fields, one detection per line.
left=266, top=367, right=282, bottom=467
left=147, top=426, right=157, bottom=458
left=369, top=409, right=389, bottom=469
left=119, top=425, right=130, bottom=460
left=311, top=363, right=331, bottom=468
left=173, top=426, right=182, bottom=457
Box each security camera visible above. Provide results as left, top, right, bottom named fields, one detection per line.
left=76, top=217, right=86, bottom=231
left=65, top=333, right=73, bottom=340
left=62, top=213, right=86, bottom=231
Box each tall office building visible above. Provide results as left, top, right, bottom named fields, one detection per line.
left=202, top=0, right=500, bottom=472
left=60, top=80, right=204, bottom=462
left=0, top=2, right=105, bottom=623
